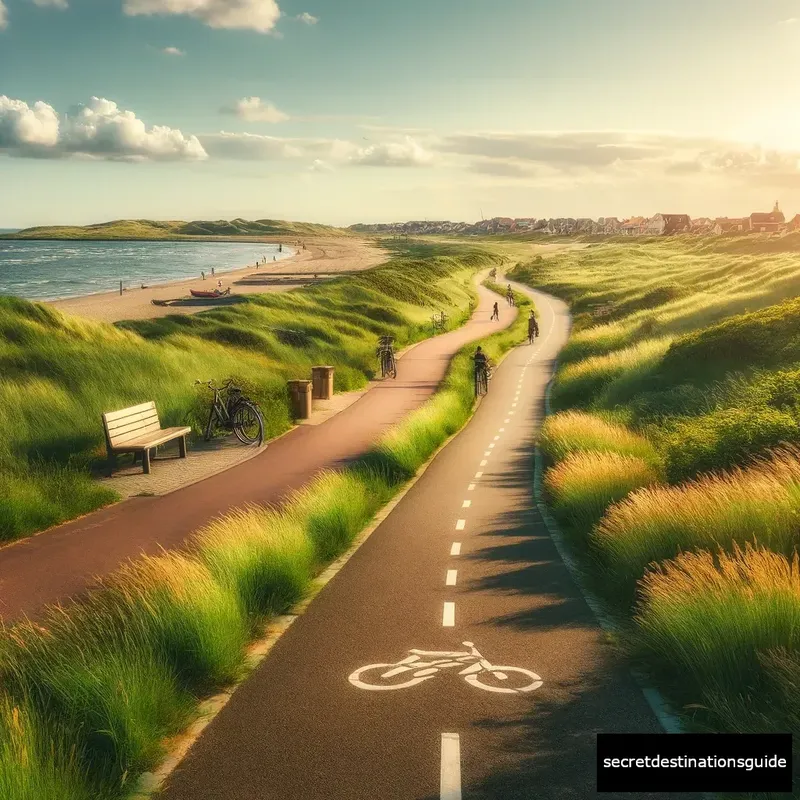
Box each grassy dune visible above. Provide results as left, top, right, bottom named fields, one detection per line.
left=0, top=281, right=530, bottom=800
left=0, top=218, right=347, bottom=240
left=0, top=245, right=490, bottom=542
left=508, top=236, right=800, bottom=770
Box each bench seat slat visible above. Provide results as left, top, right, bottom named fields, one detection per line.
left=105, top=409, right=160, bottom=433
left=110, top=423, right=164, bottom=447
left=103, top=401, right=156, bottom=423
left=109, top=426, right=191, bottom=452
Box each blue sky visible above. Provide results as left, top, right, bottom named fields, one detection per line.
left=2, top=0, right=800, bottom=226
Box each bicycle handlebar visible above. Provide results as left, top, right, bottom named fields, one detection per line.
left=194, top=378, right=234, bottom=390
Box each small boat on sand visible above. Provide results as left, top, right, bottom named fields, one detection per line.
left=190, top=288, right=231, bottom=299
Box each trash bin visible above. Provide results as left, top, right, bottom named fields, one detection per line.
left=311, top=365, right=335, bottom=400
left=288, top=379, right=312, bottom=419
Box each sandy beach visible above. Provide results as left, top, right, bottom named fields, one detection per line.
left=49, top=236, right=385, bottom=324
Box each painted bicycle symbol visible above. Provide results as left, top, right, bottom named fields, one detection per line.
left=348, top=641, right=543, bottom=695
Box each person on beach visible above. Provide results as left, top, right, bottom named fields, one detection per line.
left=202, top=271, right=206, bottom=280
left=211, top=267, right=215, bottom=277
left=491, top=301, right=500, bottom=321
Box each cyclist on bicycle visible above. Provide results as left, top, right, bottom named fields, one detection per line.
left=528, top=311, right=539, bottom=343
left=506, top=285, right=515, bottom=306
left=491, top=301, right=500, bottom=321
left=473, top=346, right=488, bottom=374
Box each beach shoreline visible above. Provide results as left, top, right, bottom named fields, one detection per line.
left=47, top=236, right=385, bottom=324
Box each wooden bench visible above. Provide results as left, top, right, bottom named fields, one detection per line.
left=102, top=401, right=191, bottom=476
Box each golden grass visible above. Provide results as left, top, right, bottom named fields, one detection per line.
left=544, top=450, right=659, bottom=535
left=540, top=410, right=658, bottom=464
left=592, top=446, right=800, bottom=605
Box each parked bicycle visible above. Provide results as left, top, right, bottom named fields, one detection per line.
left=377, top=335, right=398, bottom=379
left=489, top=267, right=497, bottom=279
left=431, top=310, right=449, bottom=333
left=195, top=379, right=264, bottom=445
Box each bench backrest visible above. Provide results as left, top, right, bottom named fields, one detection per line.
left=103, top=401, right=161, bottom=449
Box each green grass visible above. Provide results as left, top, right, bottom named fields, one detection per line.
left=540, top=410, right=659, bottom=465
left=0, top=277, right=530, bottom=800
left=544, top=451, right=659, bottom=538
left=1, top=218, right=349, bottom=240
left=507, top=235, right=800, bottom=755
left=0, top=245, right=489, bottom=543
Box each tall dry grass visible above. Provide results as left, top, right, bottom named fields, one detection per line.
left=592, top=447, right=800, bottom=606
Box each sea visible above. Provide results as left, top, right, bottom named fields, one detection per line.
left=0, top=239, right=294, bottom=301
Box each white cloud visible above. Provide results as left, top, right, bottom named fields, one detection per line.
left=349, top=136, right=435, bottom=167
left=31, top=0, right=68, bottom=8
left=199, top=130, right=435, bottom=168
left=123, top=0, right=281, bottom=33
left=199, top=131, right=355, bottom=162
left=162, top=45, right=186, bottom=55
left=779, top=17, right=798, bottom=23
left=296, top=11, right=317, bottom=24
left=0, top=96, right=60, bottom=153
left=0, top=96, right=207, bottom=162
left=0, top=0, right=8, bottom=29
left=436, top=130, right=800, bottom=188
left=223, top=96, right=289, bottom=123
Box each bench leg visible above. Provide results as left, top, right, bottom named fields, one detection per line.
left=107, top=450, right=116, bottom=477
left=142, top=449, right=151, bottom=475
left=178, top=436, right=187, bottom=459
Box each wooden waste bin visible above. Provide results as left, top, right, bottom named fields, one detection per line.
left=288, top=380, right=312, bottom=419
left=311, top=365, right=335, bottom=400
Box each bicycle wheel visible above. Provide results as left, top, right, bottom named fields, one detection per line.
left=389, top=352, right=398, bottom=379
left=232, top=401, right=264, bottom=445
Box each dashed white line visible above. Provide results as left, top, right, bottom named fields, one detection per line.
left=480, top=459, right=488, bottom=466
left=499, top=427, right=505, bottom=432
left=446, top=570, right=458, bottom=586
left=442, top=602, right=456, bottom=627
left=512, top=403, right=517, bottom=408
left=475, top=471, right=483, bottom=478
left=450, top=542, right=462, bottom=555
left=462, top=500, right=471, bottom=508
left=467, top=483, right=475, bottom=491
left=504, top=418, right=510, bottom=423
left=488, top=444, right=495, bottom=449
left=494, top=435, right=500, bottom=440
left=456, top=519, right=466, bottom=530
left=440, top=733, right=462, bottom=800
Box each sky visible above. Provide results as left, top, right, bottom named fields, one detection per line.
left=2, top=0, right=800, bottom=227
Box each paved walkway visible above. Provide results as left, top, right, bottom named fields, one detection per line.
left=159, top=282, right=686, bottom=800
left=0, top=274, right=515, bottom=623
left=100, top=389, right=370, bottom=499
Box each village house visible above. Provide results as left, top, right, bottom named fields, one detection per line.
left=620, top=217, right=647, bottom=236
left=713, top=217, right=750, bottom=235
left=788, top=214, right=800, bottom=232
left=646, top=214, right=691, bottom=235
left=749, top=202, right=785, bottom=233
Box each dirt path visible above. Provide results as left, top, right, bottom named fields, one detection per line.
left=0, top=275, right=516, bottom=623
left=49, top=236, right=385, bottom=324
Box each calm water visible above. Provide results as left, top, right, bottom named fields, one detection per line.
left=0, top=240, right=294, bottom=301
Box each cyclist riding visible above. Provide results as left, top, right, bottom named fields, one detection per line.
left=473, top=346, right=491, bottom=396
left=527, top=310, right=539, bottom=344
left=506, top=284, right=515, bottom=306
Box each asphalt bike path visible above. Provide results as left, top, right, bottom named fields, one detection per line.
left=161, top=281, right=684, bottom=800
left=0, top=276, right=515, bottom=623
